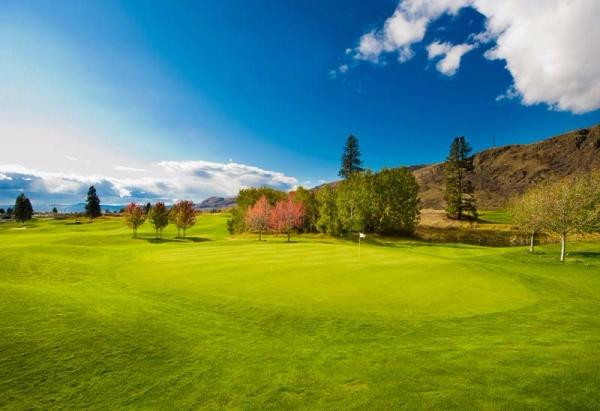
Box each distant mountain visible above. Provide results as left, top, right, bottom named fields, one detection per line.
left=196, top=196, right=236, bottom=211
left=414, top=124, right=600, bottom=209
left=53, top=203, right=124, bottom=213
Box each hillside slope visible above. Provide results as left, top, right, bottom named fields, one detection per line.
left=414, top=124, right=600, bottom=209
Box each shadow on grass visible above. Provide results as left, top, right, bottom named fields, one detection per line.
left=144, top=238, right=182, bottom=244
left=182, top=236, right=212, bottom=243
left=138, top=236, right=212, bottom=244
left=353, top=235, right=490, bottom=250
left=568, top=251, right=600, bottom=259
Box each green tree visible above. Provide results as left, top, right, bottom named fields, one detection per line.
left=14, top=193, right=33, bottom=224
left=370, top=168, right=421, bottom=234
left=294, top=186, right=318, bottom=232
left=336, top=172, right=370, bottom=234
left=316, top=185, right=339, bottom=235
left=52, top=207, right=58, bottom=215
left=338, top=134, right=364, bottom=179
left=144, top=202, right=152, bottom=214
left=148, top=202, right=170, bottom=239
left=444, top=136, right=477, bottom=220
left=85, top=186, right=102, bottom=220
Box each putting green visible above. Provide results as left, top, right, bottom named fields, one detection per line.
left=1, top=214, right=599, bottom=409
left=122, top=241, right=537, bottom=319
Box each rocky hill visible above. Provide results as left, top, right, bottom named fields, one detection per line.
left=197, top=196, right=236, bottom=211
left=414, top=124, right=600, bottom=209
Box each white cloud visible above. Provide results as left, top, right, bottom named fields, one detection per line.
left=495, top=84, right=519, bottom=102
left=329, top=63, right=350, bottom=79
left=475, top=0, right=600, bottom=113
left=354, top=0, right=467, bottom=62
left=427, top=41, right=475, bottom=75
left=0, top=160, right=298, bottom=207
left=115, top=166, right=150, bottom=173
left=348, top=0, right=600, bottom=113
left=356, top=31, right=385, bottom=62
left=65, top=156, right=78, bottom=161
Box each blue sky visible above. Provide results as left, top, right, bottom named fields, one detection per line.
left=1, top=0, right=599, bottom=207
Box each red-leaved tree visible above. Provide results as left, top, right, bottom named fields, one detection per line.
left=171, top=200, right=196, bottom=238
left=270, top=194, right=304, bottom=242
left=246, top=195, right=272, bottom=240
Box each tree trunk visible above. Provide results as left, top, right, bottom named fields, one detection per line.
left=287, top=231, right=291, bottom=243
left=529, top=230, right=536, bottom=253
left=133, top=228, right=137, bottom=238
left=259, top=230, right=262, bottom=241
left=560, top=233, right=566, bottom=262
left=183, top=228, right=186, bottom=238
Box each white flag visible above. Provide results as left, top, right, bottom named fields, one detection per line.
left=359, top=232, right=366, bottom=239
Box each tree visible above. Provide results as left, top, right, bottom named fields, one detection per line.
left=336, top=172, right=370, bottom=234
left=171, top=200, right=196, bottom=238
left=227, top=187, right=286, bottom=234
left=245, top=196, right=272, bottom=240
left=0, top=208, right=4, bottom=214
left=339, top=134, right=364, bottom=179
left=316, top=185, right=339, bottom=235
left=85, top=186, right=102, bottom=220
left=148, top=202, right=169, bottom=239
left=144, top=202, right=152, bottom=214
left=14, top=193, right=33, bottom=224
left=294, top=186, right=318, bottom=232
left=370, top=167, right=421, bottom=234
left=169, top=203, right=181, bottom=237
left=508, top=186, right=546, bottom=253
left=123, top=203, right=146, bottom=238
left=270, top=194, right=304, bottom=242
left=538, top=174, right=600, bottom=261
left=52, top=207, right=58, bottom=215
left=444, top=136, right=477, bottom=220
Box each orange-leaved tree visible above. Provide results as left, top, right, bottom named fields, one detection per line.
left=246, top=195, right=272, bottom=241
left=148, top=202, right=169, bottom=239
left=270, top=194, right=304, bottom=242
left=123, top=203, right=146, bottom=238
left=171, top=200, right=196, bottom=238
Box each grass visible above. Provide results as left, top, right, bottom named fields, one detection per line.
left=1, top=214, right=600, bottom=408
left=479, top=209, right=513, bottom=224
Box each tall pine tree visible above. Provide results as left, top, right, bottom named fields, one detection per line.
left=338, top=134, right=364, bottom=179
left=14, top=193, right=33, bottom=223
left=85, top=186, right=102, bottom=220
left=444, top=136, right=477, bottom=220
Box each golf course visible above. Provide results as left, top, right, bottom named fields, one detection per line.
left=1, top=214, right=599, bottom=409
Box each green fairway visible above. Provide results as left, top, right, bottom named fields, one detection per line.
left=1, top=215, right=600, bottom=409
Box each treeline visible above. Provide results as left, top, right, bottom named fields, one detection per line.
left=228, top=136, right=421, bottom=239
left=510, top=172, right=600, bottom=261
